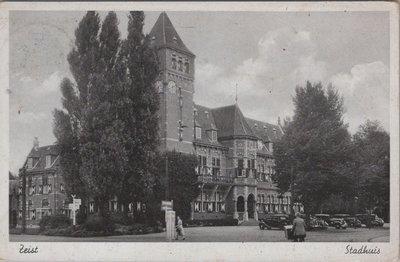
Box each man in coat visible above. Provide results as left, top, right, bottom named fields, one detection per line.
left=292, top=212, right=306, bottom=242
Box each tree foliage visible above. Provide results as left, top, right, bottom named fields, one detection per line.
left=53, top=11, right=159, bottom=217
left=353, top=120, right=390, bottom=220
left=273, top=82, right=353, bottom=214
left=153, top=151, right=200, bottom=221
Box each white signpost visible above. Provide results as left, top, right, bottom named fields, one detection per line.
left=161, top=200, right=174, bottom=241
left=70, top=195, right=81, bottom=226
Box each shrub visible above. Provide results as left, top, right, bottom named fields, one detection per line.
left=110, top=213, right=134, bottom=226
left=84, top=214, right=114, bottom=232
left=39, top=215, right=71, bottom=231
left=76, top=211, right=87, bottom=225
left=185, top=218, right=238, bottom=227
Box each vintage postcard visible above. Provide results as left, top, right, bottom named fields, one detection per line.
left=0, top=1, right=399, bottom=261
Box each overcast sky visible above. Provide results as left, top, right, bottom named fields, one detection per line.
left=9, top=11, right=390, bottom=173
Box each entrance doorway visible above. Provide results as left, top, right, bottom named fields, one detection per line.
left=247, top=194, right=255, bottom=219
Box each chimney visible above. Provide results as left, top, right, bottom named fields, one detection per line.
left=205, top=111, right=209, bottom=119
left=33, top=137, right=39, bottom=151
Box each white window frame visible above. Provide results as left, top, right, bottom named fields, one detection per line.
left=45, top=155, right=52, bottom=168
left=195, top=127, right=202, bottom=140
left=27, top=158, right=33, bottom=169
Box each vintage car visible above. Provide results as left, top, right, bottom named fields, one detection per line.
left=329, top=218, right=348, bottom=229
left=259, top=214, right=290, bottom=230
left=306, top=216, right=328, bottom=230
left=314, top=214, right=331, bottom=225
left=356, top=214, right=382, bottom=227
left=332, top=214, right=361, bottom=228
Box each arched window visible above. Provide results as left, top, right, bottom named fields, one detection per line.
left=178, top=60, right=183, bottom=71
left=171, top=56, right=177, bottom=70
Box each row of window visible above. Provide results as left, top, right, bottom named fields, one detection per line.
left=88, top=202, right=146, bottom=214
left=257, top=194, right=291, bottom=205
left=194, top=201, right=225, bottom=212
left=26, top=175, right=51, bottom=187
left=19, top=184, right=62, bottom=196
left=171, top=54, right=190, bottom=74
left=194, top=127, right=217, bottom=141
left=26, top=155, right=54, bottom=169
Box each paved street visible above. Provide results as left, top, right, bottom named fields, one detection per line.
left=10, top=224, right=389, bottom=242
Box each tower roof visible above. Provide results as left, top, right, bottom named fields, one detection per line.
left=149, top=12, right=194, bottom=56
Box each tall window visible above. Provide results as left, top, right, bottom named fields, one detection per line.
left=42, top=175, right=48, bottom=185
left=45, top=155, right=51, bottom=168
left=178, top=60, right=183, bottom=71
left=195, top=127, right=202, bottom=140
left=237, top=159, right=244, bottom=177
left=171, top=55, right=177, bottom=70
left=211, top=130, right=217, bottom=141
left=27, top=158, right=33, bottom=169
left=185, top=62, right=190, bottom=73
left=212, top=157, right=220, bottom=176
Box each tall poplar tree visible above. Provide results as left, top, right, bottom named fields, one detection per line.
left=53, top=11, right=160, bottom=219
left=115, top=11, right=160, bottom=211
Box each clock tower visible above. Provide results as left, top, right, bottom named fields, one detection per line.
left=149, top=12, right=195, bottom=153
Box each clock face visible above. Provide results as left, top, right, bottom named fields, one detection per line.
left=155, top=81, right=163, bottom=93
left=168, top=81, right=176, bottom=94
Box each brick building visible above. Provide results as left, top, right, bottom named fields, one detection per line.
left=14, top=12, right=302, bottom=225
left=16, top=138, right=68, bottom=226
left=150, top=12, right=302, bottom=222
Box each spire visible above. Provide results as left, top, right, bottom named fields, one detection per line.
left=149, top=12, right=194, bottom=56
left=235, top=83, right=238, bottom=104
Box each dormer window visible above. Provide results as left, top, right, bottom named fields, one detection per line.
left=195, top=126, right=202, bottom=140
left=45, top=155, right=52, bottom=168
left=211, top=130, right=217, bottom=142
left=27, top=158, right=33, bottom=169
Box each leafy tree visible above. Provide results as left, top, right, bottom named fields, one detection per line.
left=154, top=151, right=200, bottom=221
left=353, top=120, right=390, bottom=220
left=273, top=82, right=354, bottom=216
left=53, top=11, right=160, bottom=220
left=114, top=11, right=160, bottom=210
left=53, top=11, right=102, bottom=199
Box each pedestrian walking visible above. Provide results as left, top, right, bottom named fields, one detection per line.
left=292, top=212, right=306, bottom=242
left=175, top=216, right=185, bottom=240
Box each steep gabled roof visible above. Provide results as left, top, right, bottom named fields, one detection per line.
left=245, top=118, right=283, bottom=143
left=194, top=104, right=224, bottom=147
left=26, top=145, right=59, bottom=172
left=149, top=12, right=194, bottom=56
left=211, top=104, right=257, bottom=139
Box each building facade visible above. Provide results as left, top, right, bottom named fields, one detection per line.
left=16, top=139, right=69, bottom=226
left=14, top=12, right=302, bottom=225
left=149, top=12, right=301, bottom=221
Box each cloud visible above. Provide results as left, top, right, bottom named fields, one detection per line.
left=194, top=27, right=389, bottom=133
left=331, top=61, right=389, bottom=132
left=194, top=27, right=328, bottom=124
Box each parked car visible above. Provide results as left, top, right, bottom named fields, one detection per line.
left=329, top=218, right=348, bottom=229
left=344, top=217, right=363, bottom=228
left=375, top=216, right=385, bottom=227
left=259, top=214, right=289, bottom=230
left=314, top=214, right=331, bottom=225
left=356, top=214, right=380, bottom=227
left=306, top=216, right=328, bottom=230
left=331, top=214, right=361, bottom=228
